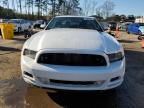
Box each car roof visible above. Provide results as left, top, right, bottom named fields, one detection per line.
left=10, top=19, right=23, bottom=20
left=55, top=16, right=95, bottom=19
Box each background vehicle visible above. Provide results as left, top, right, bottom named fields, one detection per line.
left=33, top=20, right=49, bottom=29
left=8, top=19, right=31, bottom=33
left=127, top=23, right=144, bottom=35
left=108, top=22, right=117, bottom=30
left=120, top=22, right=132, bottom=31
left=0, top=19, right=8, bottom=23
left=0, top=19, right=9, bottom=35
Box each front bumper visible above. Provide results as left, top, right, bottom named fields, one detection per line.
left=21, top=56, right=125, bottom=91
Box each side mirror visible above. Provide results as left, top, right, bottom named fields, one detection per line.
left=40, top=24, right=46, bottom=29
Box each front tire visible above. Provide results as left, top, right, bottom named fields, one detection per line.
left=138, top=35, right=144, bottom=40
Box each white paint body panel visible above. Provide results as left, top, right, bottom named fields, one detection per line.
left=21, top=27, right=125, bottom=91
left=25, top=29, right=121, bottom=53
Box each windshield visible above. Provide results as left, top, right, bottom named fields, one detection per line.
left=139, top=23, right=144, bottom=26
left=46, top=17, right=103, bottom=31
left=36, top=20, right=43, bottom=24
left=8, top=19, right=20, bottom=23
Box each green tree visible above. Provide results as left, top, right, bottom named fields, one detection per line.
left=12, top=0, right=16, bottom=11
left=46, top=0, right=64, bottom=17
left=2, top=0, right=9, bottom=9
left=35, top=0, right=41, bottom=18
left=63, top=0, right=81, bottom=15
left=26, top=0, right=34, bottom=15
left=18, top=0, right=22, bottom=13
left=102, top=0, right=115, bottom=18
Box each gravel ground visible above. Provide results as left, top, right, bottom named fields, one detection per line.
left=0, top=32, right=144, bottom=108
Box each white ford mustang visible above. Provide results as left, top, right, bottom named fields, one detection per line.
left=21, top=16, right=125, bottom=91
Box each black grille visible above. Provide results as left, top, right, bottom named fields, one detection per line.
left=50, top=79, right=95, bottom=85
left=37, top=53, right=107, bottom=66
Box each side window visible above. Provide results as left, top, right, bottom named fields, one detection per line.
left=21, top=20, right=26, bottom=24
left=137, top=24, right=140, bottom=27
left=135, top=24, right=139, bottom=27
left=21, top=20, right=24, bottom=24
left=86, top=21, right=97, bottom=29
left=17, top=20, right=20, bottom=24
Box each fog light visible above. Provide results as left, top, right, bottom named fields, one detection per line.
left=94, top=80, right=105, bottom=85
left=37, top=77, right=49, bottom=84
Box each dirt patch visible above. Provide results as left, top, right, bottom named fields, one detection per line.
left=0, top=52, right=21, bottom=80
left=0, top=78, right=27, bottom=108
left=0, top=32, right=144, bottom=108
left=0, top=36, right=26, bottom=107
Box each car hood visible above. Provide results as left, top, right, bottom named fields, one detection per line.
left=9, top=23, right=19, bottom=27
left=24, top=29, right=121, bottom=53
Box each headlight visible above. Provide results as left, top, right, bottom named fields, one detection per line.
left=108, top=52, right=124, bottom=63
left=23, top=49, right=37, bottom=59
